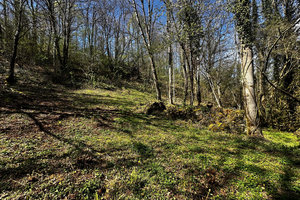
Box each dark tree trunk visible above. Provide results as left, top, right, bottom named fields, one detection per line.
left=7, top=30, right=21, bottom=84
left=0, top=24, right=3, bottom=51
left=131, top=0, right=162, bottom=101
left=150, top=55, right=162, bottom=101
left=181, top=51, right=189, bottom=105
left=168, top=44, right=174, bottom=104
left=7, top=0, right=24, bottom=84
left=283, top=57, right=296, bottom=114
left=189, top=43, right=194, bottom=106
left=196, top=68, right=201, bottom=106
left=2, top=0, right=8, bottom=53
left=257, top=53, right=266, bottom=124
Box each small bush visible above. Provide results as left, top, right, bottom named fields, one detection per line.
left=165, top=105, right=196, bottom=120
left=264, top=103, right=300, bottom=132
left=208, top=108, right=245, bottom=134
left=145, top=102, right=166, bottom=115
left=164, top=104, right=245, bottom=134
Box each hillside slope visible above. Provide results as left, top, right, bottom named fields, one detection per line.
left=0, top=65, right=299, bottom=199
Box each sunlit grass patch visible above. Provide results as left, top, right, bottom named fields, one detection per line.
left=264, top=129, right=299, bottom=147
left=73, top=88, right=156, bottom=110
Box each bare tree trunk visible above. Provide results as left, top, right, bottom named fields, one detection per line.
left=257, top=52, right=266, bottom=124
left=53, top=39, right=56, bottom=71
left=241, top=44, right=262, bottom=136
left=114, top=15, right=122, bottom=61
left=165, top=0, right=174, bottom=104
left=217, top=83, right=222, bottom=107
left=189, top=43, right=194, bottom=106
left=236, top=61, right=243, bottom=109
left=189, top=64, right=194, bottom=106
left=47, top=24, right=52, bottom=58
left=0, top=24, right=3, bottom=51
left=149, top=55, right=162, bottom=101
left=29, top=0, right=38, bottom=64
left=196, top=65, right=201, bottom=106
left=46, top=0, right=63, bottom=71
left=207, top=75, right=222, bottom=108
left=7, top=0, right=25, bottom=84
left=168, top=44, right=174, bottom=104
left=61, top=0, right=74, bottom=72
left=131, top=0, right=162, bottom=101
left=7, top=31, right=20, bottom=84
left=1, top=0, right=8, bottom=53
left=232, top=91, right=241, bottom=109
left=166, top=3, right=174, bottom=104
left=181, top=50, right=189, bottom=105
left=173, top=63, right=176, bottom=101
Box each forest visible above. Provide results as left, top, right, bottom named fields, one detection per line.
left=0, top=0, right=299, bottom=199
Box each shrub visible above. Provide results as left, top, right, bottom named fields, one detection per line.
left=145, top=102, right=166, bottom=115
left=208, top=108, right=245, bottom=134
left=165, top=105, right=196, bottom=120
left=164, top=104, right=245, bottom=134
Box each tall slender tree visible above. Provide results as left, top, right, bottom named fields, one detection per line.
left=7, top=0, right=28, bottom=84
left=130, top=0, right=162, bottom=101
left=164, top=0, right=174, bottom=104
left=232, top=0, right=263, bottom=136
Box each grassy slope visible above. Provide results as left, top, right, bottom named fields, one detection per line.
left=0, top=84, right=299, bottom=199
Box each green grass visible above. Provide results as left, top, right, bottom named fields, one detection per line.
left=0, top=87, right=299, bottom=199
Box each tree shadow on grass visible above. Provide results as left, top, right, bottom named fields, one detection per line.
left=208, top=135, right=300, bottom=199
left=132, top=141, right=154, bottom=159
left=0, top=83, right=146, bottom=196
left=0, top=110, right=141, bottom=196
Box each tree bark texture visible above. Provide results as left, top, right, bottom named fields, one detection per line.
left=241, top=44, right=262, bottom=136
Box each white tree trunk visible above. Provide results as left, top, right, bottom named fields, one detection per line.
left=241, top=44, right=262, bottom=136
